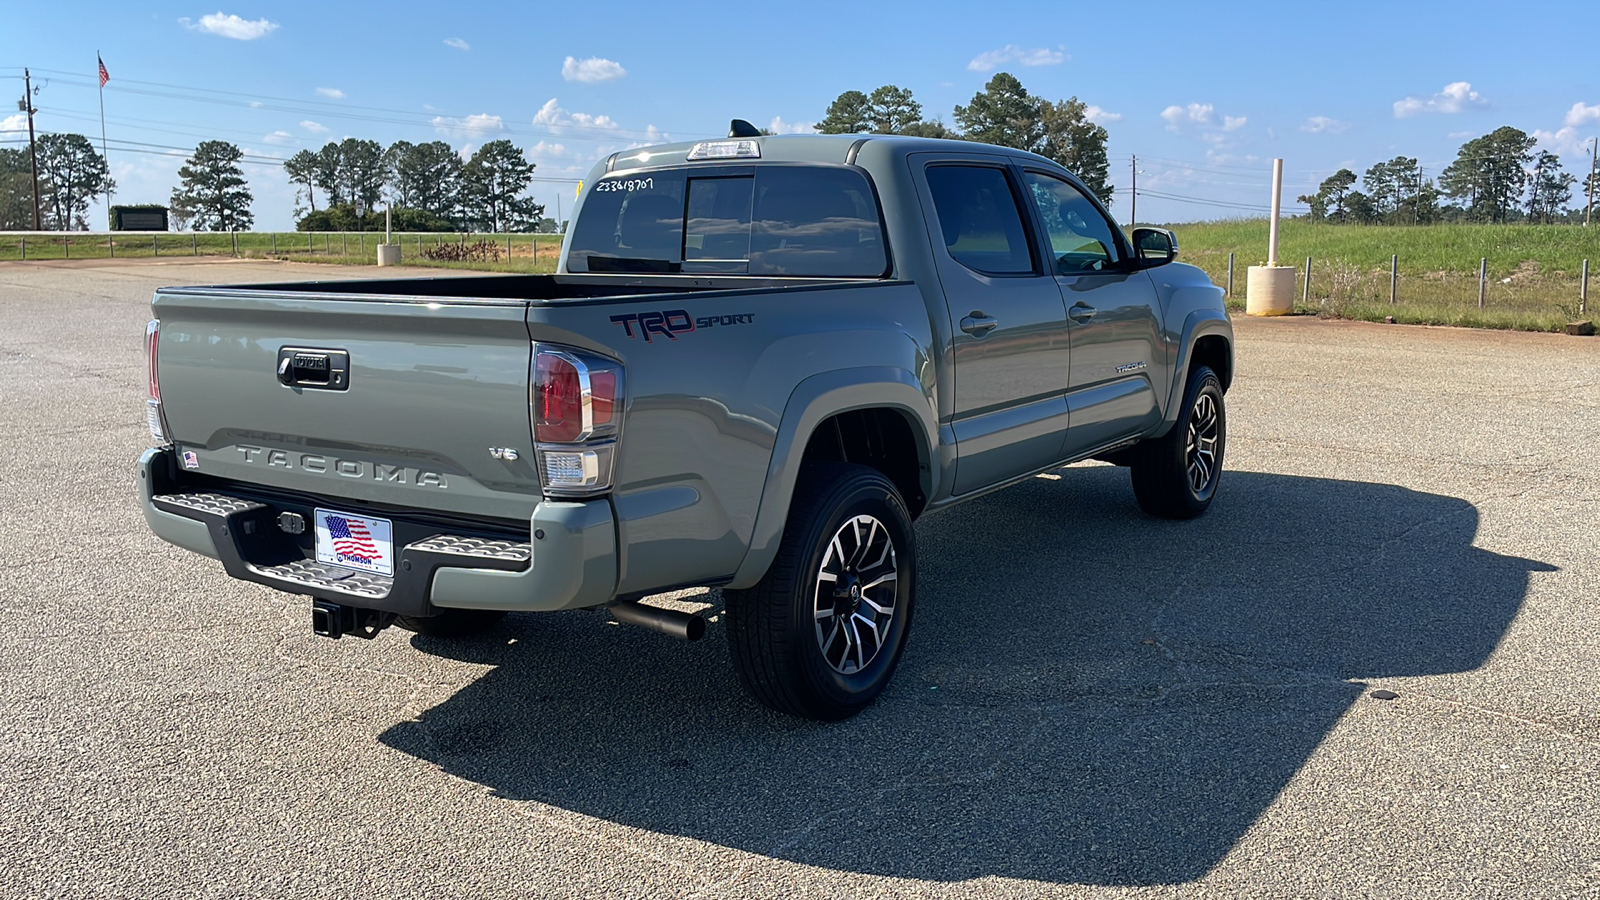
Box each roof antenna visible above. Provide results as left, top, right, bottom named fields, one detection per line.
left=728, top=119, right=762, bottom=138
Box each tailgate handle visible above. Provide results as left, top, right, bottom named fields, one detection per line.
left=277, top=348, right=350, bottom=390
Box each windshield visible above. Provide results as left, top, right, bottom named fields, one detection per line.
left=567, top=165, right=889, bottom=278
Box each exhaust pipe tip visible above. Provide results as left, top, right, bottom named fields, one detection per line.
left=609, top=598, right=707, bottom=641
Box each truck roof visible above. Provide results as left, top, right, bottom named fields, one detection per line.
left=601, top=133, right=1054, bottom=174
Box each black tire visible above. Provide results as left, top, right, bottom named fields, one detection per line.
left=1130, top=365, right=1226, bottom=520
left=724, top=463, right=916, bottom=721
left=395, top=608, right=508, bottom=638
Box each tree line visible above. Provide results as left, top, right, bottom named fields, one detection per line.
left=1298, top=126, right=1596, bottom=226
left=812, top=74, right=1114, bottom=206
left=0, top=133, right=553, bottom=233
left=1, top=135, right=115, bottom=230
left=282, top=138, right=548, bottom=232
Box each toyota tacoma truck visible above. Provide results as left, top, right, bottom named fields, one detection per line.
left=139, top=125, right=1232, bottom=721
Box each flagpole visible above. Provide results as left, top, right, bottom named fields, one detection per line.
left=97, top=52, right=112, bottom=218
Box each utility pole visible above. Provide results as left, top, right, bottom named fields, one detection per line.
left=21, top=68, right=41, bottom=230
left=1129, top=154, right=1137, bottom=226
left=1586, top=137, right=1596, bottom=228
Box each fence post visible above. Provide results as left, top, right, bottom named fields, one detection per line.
left=64, top=235, right=70, bottom=259
left=1389, top=255, right=1397, bottom=303
left=360, top=232, right=365, bottom=256
left=343, top=232, right=348, bottom=256
left=109, top=234, right=114, bottom=259
left=1303, top=256, right=1312, bottom=304
left=192, top=232, right=198, bottom=256
left=506, top=234, right=512, bottom=260
left=1582, top=259, right=1589, bottom=316
left=272, top=233, right=277, bottom=255
left=19, top=236, right=24, bottom=260
left=1226, top=252, right=1234, bottom=298
left=153, top=235, right=159, bottom=258
left=232, top=230, right=239, bottom=257
left=1478, top=258, right=1487, bottom=310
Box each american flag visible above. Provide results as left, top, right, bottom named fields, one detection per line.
left=98, top=55, right=109, bottom=88
left=326, top=515, right=379, bottom=562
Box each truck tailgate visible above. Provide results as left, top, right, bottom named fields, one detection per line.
left=152, top=288, right=541, bottom=522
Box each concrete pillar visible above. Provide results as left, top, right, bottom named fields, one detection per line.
left=1246, top=265, right=1295, bottom=316
left=376, top=244, right=401, bottom=267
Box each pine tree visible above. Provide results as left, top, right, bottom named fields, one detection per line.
left=170, top=140, right=253, bottom=231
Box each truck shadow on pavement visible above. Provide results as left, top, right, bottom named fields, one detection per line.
left=381, top=468, right=1550, bottom=887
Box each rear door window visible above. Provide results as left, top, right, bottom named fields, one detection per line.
left=567, top=165, right=888, bottom=278
left=925, top=165, right=1036, bottom=275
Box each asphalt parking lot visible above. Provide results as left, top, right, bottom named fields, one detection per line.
left=2, top=259, right=1597, bottom=899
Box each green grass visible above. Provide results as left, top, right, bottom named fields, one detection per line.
left=0, top=231, right=566, bottom=272
left=1167, top=220, right=1599, bottom=332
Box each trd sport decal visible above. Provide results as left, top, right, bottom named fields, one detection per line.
left=610, top=310, right=755, bottom=342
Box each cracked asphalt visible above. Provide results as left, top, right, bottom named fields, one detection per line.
left=2, top=259, right=1597, bottom=899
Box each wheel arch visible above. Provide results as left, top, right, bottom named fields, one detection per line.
left=729, top=368, right=936, bottom=589
left=1159, top=308, right=1234, bottom=433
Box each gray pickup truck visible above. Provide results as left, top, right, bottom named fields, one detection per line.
left=139, top=126, right=1232, bottom=720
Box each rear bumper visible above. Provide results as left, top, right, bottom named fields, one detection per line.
left=138, top=447, right=617, bottom=617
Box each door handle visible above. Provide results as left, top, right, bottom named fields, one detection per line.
left=960, top=313, right=998, bottom=337
left=1068, top=302, right=1097, bottom=322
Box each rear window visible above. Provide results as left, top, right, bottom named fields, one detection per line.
left=567, top=166, right=888, bottom=278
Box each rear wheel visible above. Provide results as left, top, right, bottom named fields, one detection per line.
left=1130, top=365, right=1226, bottom=520
left=395, top=608, right=508, bottom=638
left=725, top=463, right=916, bottom=721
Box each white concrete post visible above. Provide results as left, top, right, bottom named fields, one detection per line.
left=1247, top=158, right=1294, bottom=315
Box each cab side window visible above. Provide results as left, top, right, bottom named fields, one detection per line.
left=925, top=165, right=1036, bottom=275
left=1023, top=172, right=1121, bottom=275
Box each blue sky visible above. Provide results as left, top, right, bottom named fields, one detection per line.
left=3, top=1, right=1598, bottom=231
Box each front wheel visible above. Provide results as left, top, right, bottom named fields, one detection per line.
left=1129, top=365, right=1226, bottom=520
left=724, top=463, right=916, bottom=721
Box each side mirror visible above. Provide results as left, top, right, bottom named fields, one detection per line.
left=1131, top=227, right=1178, bottom=266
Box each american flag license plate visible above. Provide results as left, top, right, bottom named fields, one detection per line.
left=314, top=509, right=395, bottom=577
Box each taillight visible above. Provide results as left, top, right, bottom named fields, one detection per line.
left=531, top=344, right=624, bottom=498
left=145, top=319, right=170, bottom=445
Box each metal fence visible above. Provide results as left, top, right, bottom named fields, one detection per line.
left=1201, top=251, right=1592, bottom=325
left=0, top=231, right=566, bottom=266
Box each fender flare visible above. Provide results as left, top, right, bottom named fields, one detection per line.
left=1159, top=308, right=1234, bottom=433
left=728, top=367, right=936, bottom=589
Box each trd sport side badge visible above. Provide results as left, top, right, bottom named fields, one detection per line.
left=489, top=447, right=520, bottom=461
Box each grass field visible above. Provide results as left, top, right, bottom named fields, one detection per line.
left=1168, top=220, right=1599, bottom=331
left=0, top=231, right=564, bottom=273
left=4, top=221, right=1596, bottom=331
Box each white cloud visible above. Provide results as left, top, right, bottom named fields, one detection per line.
left=179, top=12, right=279, bottom=40
left=263, top=130, right=293, bottom=145
left=1564, top=101, right=1600, bottom=128
left=1084, top=105, right=1122, bottom=124
left=1223, top=115, right=1247, bottom=132
left=443, top=37, right=470, bottom=51
left=562, top=56, right=627, bottom=83
left=300, top=120, right=328, bottom=133
left=967, top=44, right=1067, bottom=72
left=315, top=87, right=345, bottom=99
left=1301, top=116, right=1350, bottom=134
left=1, top=114, right=26, bottom=134
left=532, top=98, right=617, bottom=131
left=1162, top=103, right=1215, bottom=130
left=249, top=101, right=262, bottom=108
left=528, top=141, right=570, bottom=158
left=431, top=113, right=504, bottom=140
left=768, top=116, right=817, bottom=134
left=1392, top=81, right=1487, bottom=118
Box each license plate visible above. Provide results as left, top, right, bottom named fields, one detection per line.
left=313, top=508, right=395, bottom=576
